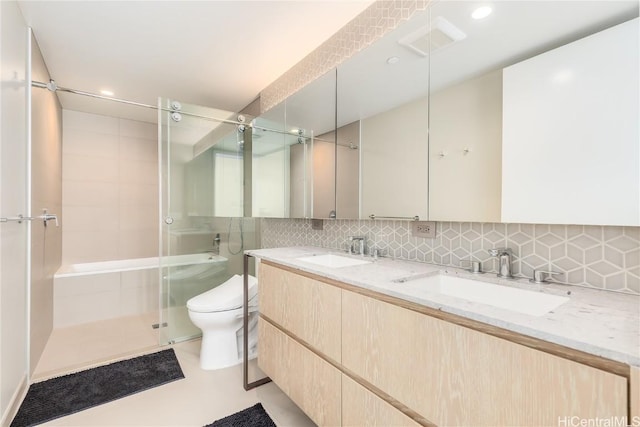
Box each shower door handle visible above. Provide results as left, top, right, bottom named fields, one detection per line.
left=0, top=214, right=32, bottom=223
left=164, top=216, right=174, bottom=225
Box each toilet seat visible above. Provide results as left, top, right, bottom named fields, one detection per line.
left=187, top=274, right=258, bottom=313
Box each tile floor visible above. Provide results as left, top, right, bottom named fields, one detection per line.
left=33, top=313, right=159, bottom=380
left=28, top=317, right=314, bottom=426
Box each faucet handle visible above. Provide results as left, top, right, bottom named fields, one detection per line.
left=460, top=259, right=482, bottom=273
left=347, top=236, right=366, bottom=255
left=530, top=269, right=562, bottom=284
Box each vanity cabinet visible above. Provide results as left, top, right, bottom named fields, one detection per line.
left=632, top=366, right=640, bottom=419
left=258, top=320, right=342, bottom=426
left=258, top=262, right=629, bottom=426
left=258, top=262, right=341, bottom=362
left=342, top=290, right=627, bottom=426
left=341, top=375, right=421, bottom=427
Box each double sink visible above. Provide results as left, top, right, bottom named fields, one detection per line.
left=296, top=253, right=569, bottom=317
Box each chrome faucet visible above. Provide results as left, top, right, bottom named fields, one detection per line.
left=488, top=247, right=513, bottom=278
left=207, top=233, right=221, bottom=257
left=348, top=236, right=366, bottom=255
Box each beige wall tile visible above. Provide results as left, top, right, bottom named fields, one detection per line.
left=63, top=206, right=119, bottom=232
left=118, top=205, right=157, bottom=231
left=62, top=113, right=159, bottom=264
left=63, top=128, right=119, bottom=158
left=119, top=118, right=156, bottom=139
left=119, top=160, right=158, bottom=185
left=62, top=231, right=119, bottom=264
left=119, top=135, right=157, bottom=161
left=118, top=231, right=159, bottom=260
left=119, top=183, right=158, bottom=207
left=63, top=110, right=119, bottom=135
left=63, top=153, right=119, bottom=183
left=63, top=181, right=119, bottom=207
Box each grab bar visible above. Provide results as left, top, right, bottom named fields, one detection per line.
left=369, top=214, right=420, bottom=221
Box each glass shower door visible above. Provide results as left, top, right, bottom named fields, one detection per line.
left=158, top=98, right=253, bottom=345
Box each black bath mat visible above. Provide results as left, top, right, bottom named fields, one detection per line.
left=11, top=348, right=184, bottom=427
left=205, top=403, right=276, bottom=427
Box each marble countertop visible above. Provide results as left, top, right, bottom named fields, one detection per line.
left=247, top=246, right=640, bottom=368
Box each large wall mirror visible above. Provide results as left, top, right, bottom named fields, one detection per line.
left=428, top=0, right=638, bottom=225
left=250, top=1, right=638, bottom=225
left=336, top=10, right=430, bottom=220
left=330, top=0, right=638, bottom=225
left=253, top=69, right=337, bottom=219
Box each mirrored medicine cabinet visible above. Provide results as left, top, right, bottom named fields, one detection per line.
left=255, top=0, right=638, bottom=225
left=185, top=1, right=638, bottom=226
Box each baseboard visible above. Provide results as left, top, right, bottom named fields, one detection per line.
left=1, top=374, right=28, bottom=427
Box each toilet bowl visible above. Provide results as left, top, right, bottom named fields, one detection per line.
left=187, top=274, right=258, bottom=370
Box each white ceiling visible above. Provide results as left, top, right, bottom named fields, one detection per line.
left=18, top=0, right=373, bottom=123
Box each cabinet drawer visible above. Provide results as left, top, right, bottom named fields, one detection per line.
left=259, top=262, right=341, bottom=362
left=258, top=319, right=341, bottom=426
left=342, top=375, right=422, bottom=427
left=342, top=290, right=627, bottom=426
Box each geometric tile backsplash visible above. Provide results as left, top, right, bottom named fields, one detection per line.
left=261, top=218, right=640, bottom=295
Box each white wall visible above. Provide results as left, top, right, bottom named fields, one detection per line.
left=30, top=33, right=63, bottom=375
left=62, top=110, right=158, bottom=264
left=0, top=1, right=28, bottom=423
left=361, top=96, right=429, bottom=220
left=429, top=71, right=502, bottom=223
left=253, top=149, right=288, bottom=218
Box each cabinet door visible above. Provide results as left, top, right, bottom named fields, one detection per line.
left=259, top=319, right=341, bottom=426
left=632, top=366, right=640, bottom=420
left=258, top=263, right=341, bottom=362
left=502, top=18, right=639, bottom=226
left=342, top=290, right=627, bottom=426
left=342, top=375, right=422, bottom=427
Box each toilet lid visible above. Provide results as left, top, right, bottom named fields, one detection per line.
left=187, top=274, right=258, bottom=313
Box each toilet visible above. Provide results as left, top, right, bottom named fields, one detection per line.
left=187, top=274, right=258, bottom=370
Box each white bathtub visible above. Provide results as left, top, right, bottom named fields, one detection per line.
left=53, top=254, right=228, bottom=327
left=55, top=253, right=227, bottom=277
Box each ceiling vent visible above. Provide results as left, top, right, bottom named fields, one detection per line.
left=398, top=16, right=467, bottom=57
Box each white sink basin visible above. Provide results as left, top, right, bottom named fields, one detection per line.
left=399, top=275, right=569, bottom=316
left=297, top=254, right=371, bottom=268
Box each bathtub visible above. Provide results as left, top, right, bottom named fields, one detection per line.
left=53, top=254, right=228, bottom=328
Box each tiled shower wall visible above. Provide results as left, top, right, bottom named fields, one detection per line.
left=261, top=219, right=640, bottom=295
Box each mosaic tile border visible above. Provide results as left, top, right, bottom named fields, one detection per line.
left=260, top=218, right=640, bottom=295
left=259, top=0, right=431, bottom=113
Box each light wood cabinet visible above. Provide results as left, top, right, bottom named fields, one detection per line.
left=259, top=262, right=341, bottom=362
left=341, top=290, right=627, bottom=426
left=258, top=262, right=630, bottom=427
left=632, top=366, right=640, bottom=420
left=258, top=319, right=342, bottom=426
left=342, top=375, right=422, bottom=427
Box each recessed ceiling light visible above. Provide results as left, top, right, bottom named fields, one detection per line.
left=100, top=89, right=114, bottom=96
left=386, top=56, right=400, bottom=65
left=471, top=6, right=492, bottom=20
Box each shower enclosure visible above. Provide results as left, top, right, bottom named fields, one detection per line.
left=158, top=99, right=260, bottom=345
